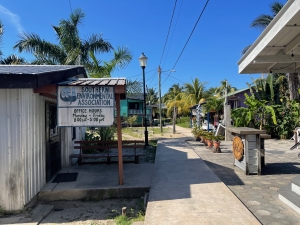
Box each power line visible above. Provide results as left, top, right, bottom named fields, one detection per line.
left=162, top=72, right=185, bottom=83
left=159, top=0, right=178, bottom=66
left=126, top=68, right=156, bottom=79
left=146, top=69, right=157, bottom=84
left=162, top=0, right=211, bottom=84
left=68, top=0, right=73, bottom=12
left=162, top=0, right=184, bottom=68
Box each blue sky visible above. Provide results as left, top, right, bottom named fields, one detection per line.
left=0, top=0, right=279, bottom=95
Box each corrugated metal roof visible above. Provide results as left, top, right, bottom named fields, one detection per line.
left=58, top=78, right=126, bottom=86
left=0, top=65, right=86, bottom=75
left=226, top=88, right=250, bottom=97
left=0, top=65, right=87, bottom=89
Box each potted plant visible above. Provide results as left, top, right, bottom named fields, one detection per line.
left=192, top=126, right=203, bottom=141
left=212, top=135, right=224, bottom=149
left=206, top=133, right=214, bottom=148
left=201, top=131, right=209, bottom=145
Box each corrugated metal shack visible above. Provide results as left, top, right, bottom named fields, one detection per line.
left=0, top=65, right=87, bottom=212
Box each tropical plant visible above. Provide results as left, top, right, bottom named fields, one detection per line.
left=271, top=101, right=300, bottom=138
left=204, top=87, right=218, bottom=98
left=242, top=1, right=299, bottom=101
left=126, top=79, right=143, bottom=95
left=203, top=96, right=224, bottom=114
left=87, top=46, right=132, bottom=78
left=275, top=74, right=289, bottom=102
left=214, top=79, right=237, bottom=97
left=242, top=2, right=284, bottom=54
left=211, top=135, right=224, bottom=142
left=164, top=84, right=188, bottom=117
left=147, top=87, right=158, bottom=105
left=231, top=93, right=277, bottom=130
left=0, top=54, right=26, bottom=64
left=179, top=78, right=207, bottom=105
left=127, top=115, right=137, bottom=128
left=247, top=74, right=275, bottom=103
left=14, top=8, right=113, bottom=66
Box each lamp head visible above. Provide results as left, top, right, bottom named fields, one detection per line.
left=138, top=53, right=148, bottom=68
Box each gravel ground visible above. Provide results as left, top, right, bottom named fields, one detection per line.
left=40, top=198, right=144, bottom=225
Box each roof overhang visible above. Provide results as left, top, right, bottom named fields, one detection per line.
left=58, top=78, right=127, bottom=99
left=0, top=65, right=87, bottom=89
left=238, top=0, right=300, bottom=74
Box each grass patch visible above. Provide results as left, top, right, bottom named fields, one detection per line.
left=121, top=127, right=171, bottom=140
left=113, top=198, right=145, bottom=225
left=176, top=117, right=190, bottom=128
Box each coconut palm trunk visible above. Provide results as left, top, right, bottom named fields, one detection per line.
left=288, top=73, right=300, bottom=101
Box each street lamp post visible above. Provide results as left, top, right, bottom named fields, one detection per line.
left=139, top=53, right=149, bottom=146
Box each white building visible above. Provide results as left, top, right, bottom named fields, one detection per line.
left=0, top=65, right=87, bottom=212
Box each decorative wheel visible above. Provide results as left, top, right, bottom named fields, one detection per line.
left=233, top=136, right=244, bottom=161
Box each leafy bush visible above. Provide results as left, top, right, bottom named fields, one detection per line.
left=127, top=115, right=137, bottom=128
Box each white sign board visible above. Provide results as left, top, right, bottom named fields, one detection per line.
left=57, top=86, right=115, bottom=127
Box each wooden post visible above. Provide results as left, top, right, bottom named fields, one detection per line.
left=115, top=93, right=123, bottom=185
left=122, top=207, right=127, bottom=216
left=224, top=105, right=232, bottom=141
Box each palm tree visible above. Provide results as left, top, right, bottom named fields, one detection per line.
left=204, top=87, right=218, bottom=99
left=87, top=46, right=132, bottom=78
left=243, top=1, right=299, bottom=101
left=164, top=84, right=184, bottom=116
left=147, top=87, right=158, bottom=105
left=214, top=80, right=237, bottom=97
left=0, top=54, right=26, bottom=64
left=14, top=8, right=113, bottom=66
left=242, top=2, right=284, bottom=54
left=164, top=84, right=187, bottom=133
left=0, top=20, right=27, bottom=65
left=179, top=78, right=206, bottom=105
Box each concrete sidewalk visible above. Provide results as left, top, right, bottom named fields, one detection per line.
left=144, top=127, right=260, bottom=225
left=39, top=163, right=153, bottom=201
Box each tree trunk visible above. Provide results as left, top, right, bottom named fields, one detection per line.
left=288, top=73, right=300, bottom=101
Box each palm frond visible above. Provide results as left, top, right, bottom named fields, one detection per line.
left=83, top=34, right=113, bottom=54
left=250, top=15, right=273, bottom=30
left=271, top=2, right=284, bottom=17
left=0, top=54, right=26, bottom=64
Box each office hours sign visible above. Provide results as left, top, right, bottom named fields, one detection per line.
left=57, top=86, right=115, bottom=127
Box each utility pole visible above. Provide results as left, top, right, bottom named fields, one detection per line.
left=173, top=86, right=176, bottom=134
left=158, top=66, right=163, bottom=133
left=173, top=105, right=176, bottom=134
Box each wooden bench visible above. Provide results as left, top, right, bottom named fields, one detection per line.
left=70, top=140, right=145, bottom=165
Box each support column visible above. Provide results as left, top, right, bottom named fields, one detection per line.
left=115, top=93, right=123, bottom=185
left=224, top=104, right=232, bottom=141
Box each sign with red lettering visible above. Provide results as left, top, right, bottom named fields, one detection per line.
left=57, top=86, right=115, bottom=127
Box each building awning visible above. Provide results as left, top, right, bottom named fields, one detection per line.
left=58, top=78, right=127, bottom=99
left=238, top=0, right=300, bottom=74
left=0, top=65, right=87, bottom=88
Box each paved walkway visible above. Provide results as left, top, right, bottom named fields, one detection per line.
left=144, top=126, right=260, bottom=225
left=187, top=137, right=300, bottom=224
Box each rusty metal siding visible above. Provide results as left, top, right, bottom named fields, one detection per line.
left=0, top=89, right=46, bottom=211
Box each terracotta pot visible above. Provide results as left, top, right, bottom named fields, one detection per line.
left=213, top=141, right=220, bottom=149
left=207, top=140, right=213, bottom=147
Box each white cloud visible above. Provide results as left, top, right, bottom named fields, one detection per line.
left=0, top=4, right=23, bottom=33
